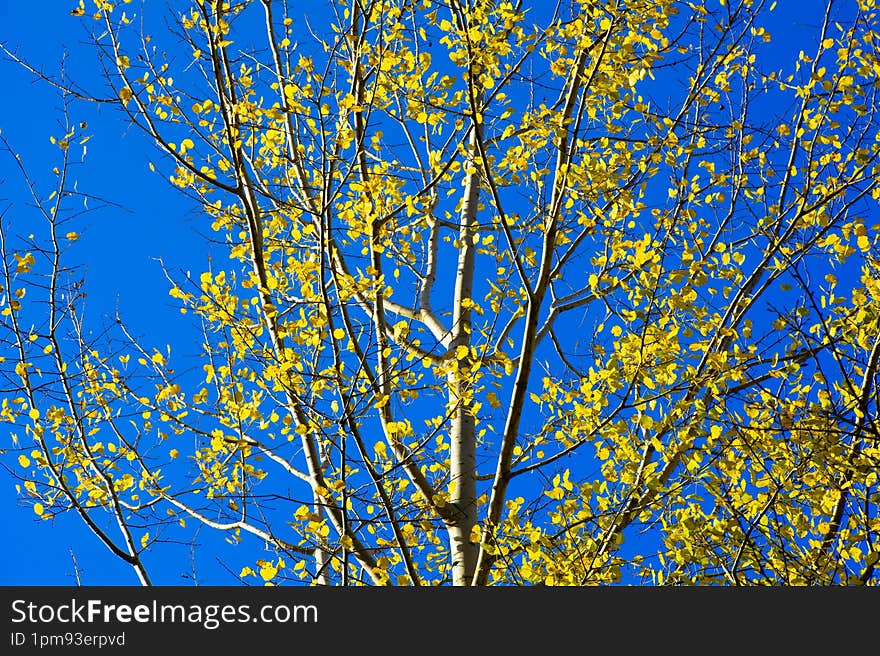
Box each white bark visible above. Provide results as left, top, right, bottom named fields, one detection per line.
left=447, top=129, right=481, bottom=585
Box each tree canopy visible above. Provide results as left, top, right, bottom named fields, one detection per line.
left=2, top=0, right=880, bottom=585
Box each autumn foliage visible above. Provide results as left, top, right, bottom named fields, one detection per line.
left=2, top=0, right=880, bottom=585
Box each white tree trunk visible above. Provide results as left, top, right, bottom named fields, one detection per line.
left=447, top=129, right=480, bottom=585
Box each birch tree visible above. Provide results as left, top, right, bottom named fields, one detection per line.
left=3, top=0, right=880, bottom=585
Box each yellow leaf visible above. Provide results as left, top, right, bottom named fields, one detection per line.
left=28, top=408, right=40, bottom=420
left=375, top=441, right=388, bottom=459
left=33, top=503, right=44, bottom=516
left=66, top=232, right=79, bottom=241
left=15, top=252, right=35, bottom=273
left=17, top=455, right=30, bottom=468
left=119, top=87, right=133, bottom=104
left=259, top=563, right=278, bottom=581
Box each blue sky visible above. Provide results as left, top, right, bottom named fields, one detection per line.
left=0, top=0, right=863, bottom=585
